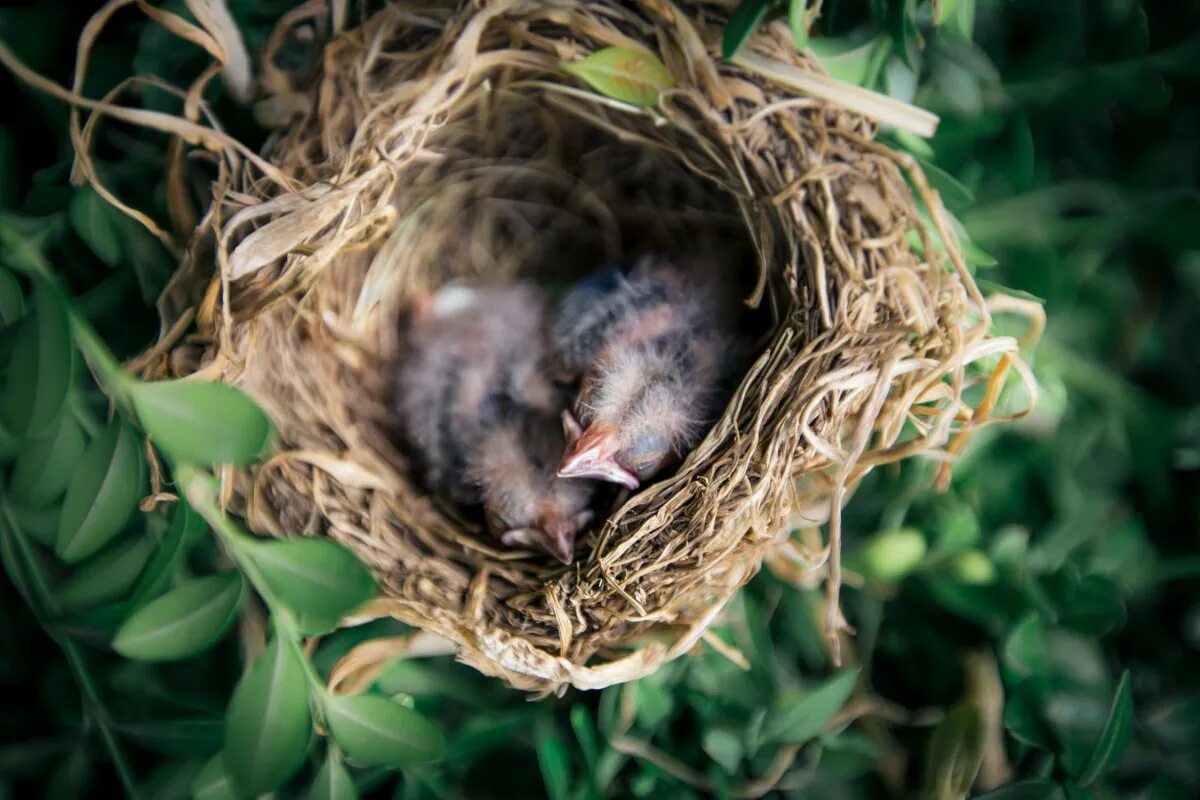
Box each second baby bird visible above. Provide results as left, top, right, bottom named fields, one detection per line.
left=396, top=282, right=594, bottom=563
left=554, top=256, right=737, bottom=490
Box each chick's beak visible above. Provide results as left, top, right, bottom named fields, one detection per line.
left=557, top=424, right=640, bottom=490
left=561, top=409, right=584, bottom=445
left=500, top=524, right=575, bottom=565
left=541, top=524, right=576, bottom=565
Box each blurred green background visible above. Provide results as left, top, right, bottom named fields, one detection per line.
left=1, top=0, right=1198, bottom=798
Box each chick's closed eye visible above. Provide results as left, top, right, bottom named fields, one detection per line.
left=621, top=433, right=670, bottom=480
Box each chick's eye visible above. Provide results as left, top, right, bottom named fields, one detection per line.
left=623, top=435, right=669, bottom=478
left=623, top=452, right=664, bottom=481
left=628, top=457, right=661, bottom=480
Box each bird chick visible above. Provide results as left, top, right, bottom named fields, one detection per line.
left=469, top=410, right=594, bottom=564
left=395, top=281, right=594, bottom=563
left=554, top=256, right=736, bottom=490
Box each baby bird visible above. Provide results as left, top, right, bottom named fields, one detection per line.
left=470, top=410, right=593, bottom=564
left=554, top=256, right=736, bottom=490
left=396, top=282, right=594, bottom=563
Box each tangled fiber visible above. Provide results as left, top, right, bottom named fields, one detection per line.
left=73, top=0, right=1036, bottom=693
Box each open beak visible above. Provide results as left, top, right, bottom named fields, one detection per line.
left=557, top=424, right=640, bottom=490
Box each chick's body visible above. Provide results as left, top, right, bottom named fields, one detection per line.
left=554, top=257, right=736, bottom=489
left=396, top=283, right=593, bottom=562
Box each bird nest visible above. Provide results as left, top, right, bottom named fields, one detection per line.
left=114, top=0, right=1035, bottom=693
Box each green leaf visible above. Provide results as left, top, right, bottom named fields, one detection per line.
left=561, top=47, right=674, bottom=107
left=246, top=537, right=374, bottom=620
left=887, top=0, right=922, bottom=68
left=535, top=714, right=570, bottom=800
left=635, top=677, right=674, bottom=730
left=809, top=36, right=891, bottom=87
left=323, top=692, right=444, bottom=767
left=129, top=379, right=273, bottom=467
left=0, top=216, right=53, bottom=276
left=702, top=727, right=743, bottom=775
left=0, top=278, right=71, bottom=438
left=947, top=550, right=997, bottom=585
left=295, top=610, right=342, bottom=637
left=569, top=705, right=599, bottom=771
left=57, top=535, right=154, bottom=612
left=923, top=701, right=985, bottom=800
left=1061, top=575, right=1126, bottom=636
left=1011, top=115, right=1035, bottom=191
left=764, top=667, right=860, bottom=743
left=0, top=268, right=22, bottom=326
left=129, top=501, right=200, bottom=607
left=0, top=515, right=35, bottom=607
left=7, top=503, right=62, bottom=547
left=8, top=413, right=86, bottom=507
left=112, top=572, right=243, bottom=661
left=190, top=753, right=244, bottom=800
left=309, top=749, right=357, bottom=800
left=225, top=637, right=313, bottom=795
left=69, top=187, right=123, bottom=267
left=0, top=420, right=17, bottom=464
left=788, top=0, right=809, bottom=50
left=886, top=55, right=919, bottom=103
left=131, top=755, right=204, bottom=798
left=1003, top=676, right=1059, bottom=751
left=950, top=0, right=975, bottom=38
left=723, top=0, right=773, bottom=60
left=918, top=158, right=976, bottom=210
left=934, top=0, right=959, bottom=26
left=859, top=528, right=927, bottom=581
left=443, top=711, right=532, bottom=763
left=1076, top=671, right=1133, bottom=786
left=975, top=779, right=1066, bottom=800
left=46, top=743, right=91, bottom=800
left=889, top=128, right=936, bottom=160
left=1003, top=612, right=1047, bottom=678
left=56, top=419, right=146, bottom=563
left=116, top=716, right=225, bottom=756
left=963, top=240, right=1000, bottom=268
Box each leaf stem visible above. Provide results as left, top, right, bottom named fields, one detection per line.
left=68, top=307, right=134, bottom=403
left=175, top=464, right=330, bottom=701
left=1, top=502, right=140, bottom=798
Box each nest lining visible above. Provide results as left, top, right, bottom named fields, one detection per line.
left=123, top=0, right=1034, bottom=693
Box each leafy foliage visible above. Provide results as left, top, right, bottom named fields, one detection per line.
left=0, top=277, right=71, bottom=437
left=1, top=0, right=1198, bottom=798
